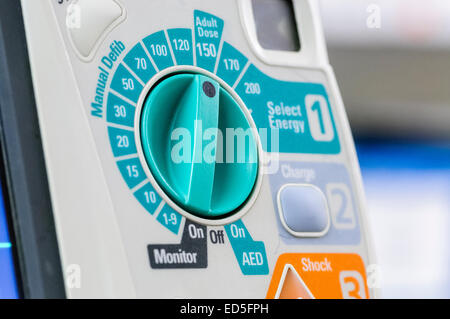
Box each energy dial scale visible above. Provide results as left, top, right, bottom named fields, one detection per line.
left=16, top=0, right=376, bottom=298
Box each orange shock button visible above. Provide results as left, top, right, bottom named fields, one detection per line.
left=266, top=253, right=369, bottom=299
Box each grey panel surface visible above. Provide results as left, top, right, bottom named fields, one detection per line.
left=0, top=0, right=65, bottom=298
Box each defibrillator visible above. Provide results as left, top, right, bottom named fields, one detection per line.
left=17, top=0, right=375, bottom=298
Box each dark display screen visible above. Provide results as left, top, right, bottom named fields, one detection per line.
left=252, top=0, right=301, bottom=51
left=0, top=181, right=19, bottom=298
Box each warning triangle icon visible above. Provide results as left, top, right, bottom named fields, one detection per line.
left=275, top=264, right=314, bottom=299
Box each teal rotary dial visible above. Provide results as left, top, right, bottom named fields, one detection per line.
left=140, top=73, right=259, bottom=219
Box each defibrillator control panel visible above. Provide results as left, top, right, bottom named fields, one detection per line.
left=20, top=0, right=374, bottom=298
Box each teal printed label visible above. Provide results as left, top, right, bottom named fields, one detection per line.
left=157, top=204, right=183, bottom=235
left=110, top=64, right=143, bottom=103
left=216, top=42, right=248, bottom=87
left=194, top=10, right=224, bottom=72
left=117, top=157, right=146, bottom=189
left=224, top=220, right=269, bottom=275
left=108, top=127, right=137, bottom=157
left=123, top=43, right=156, bottom=83
left=106, top=93, right=136, bottom=127
left=91, top=40, right=126, bottom=118
left=134, top=183, right=162, bottom=215
left=236, top=65, right=340, bottom=154
left=143, top=31, right=174, bottom=71
left=167, top=28, right=194, bottom=66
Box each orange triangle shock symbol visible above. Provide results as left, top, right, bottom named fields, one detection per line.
left=275, top=264, right=315, bottom=299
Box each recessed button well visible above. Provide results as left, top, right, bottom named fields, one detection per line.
left=67, top=0, right=125, bottom=58
left=278, top=185, right=330, bottom=237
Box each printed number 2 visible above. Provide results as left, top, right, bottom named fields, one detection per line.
left=305, top=95, right=334, bottom=142
left=326, top=183, right=356, bottom=229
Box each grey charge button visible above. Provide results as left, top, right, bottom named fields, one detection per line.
left=66, top=0, right=126, bottom=60
left=277, top=184, right=330, bottom=237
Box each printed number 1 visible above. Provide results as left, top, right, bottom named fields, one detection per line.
left=305, top=95, right=334, bottom=142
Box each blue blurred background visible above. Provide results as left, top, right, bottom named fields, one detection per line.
left=320, top=0, right=450, bottom=298
left=356, top=140, right=450, bottom=298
